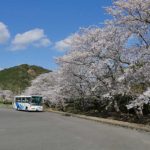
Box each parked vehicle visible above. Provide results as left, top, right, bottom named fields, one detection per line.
left=13, top=95, right=43, bottom=111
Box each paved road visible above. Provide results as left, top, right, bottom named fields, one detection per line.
left=0, top=108, right=150, bottom=150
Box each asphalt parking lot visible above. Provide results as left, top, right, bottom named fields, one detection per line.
left=0, top=108, right=150, bottom=150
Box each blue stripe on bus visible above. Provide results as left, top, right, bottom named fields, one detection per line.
left=16, top=102, right=24, bottom=110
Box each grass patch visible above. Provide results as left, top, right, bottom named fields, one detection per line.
left=0, top=101, right=12, bottom=109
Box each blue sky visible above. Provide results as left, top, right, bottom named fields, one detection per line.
left=0, top=0, right=112, bottom=70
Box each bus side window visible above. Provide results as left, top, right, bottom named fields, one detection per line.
left=16, top=98, right=21, bottom=102
left=25, top=98, right=30, bottom=103
left=22, top=98, right=25, bottom=103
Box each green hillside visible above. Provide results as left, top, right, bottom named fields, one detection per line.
left=0, top=64, right=51, bottom=94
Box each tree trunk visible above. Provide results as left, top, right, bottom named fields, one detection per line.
left=114, top=100, right=120, bottom=113
left=134, top=107, right=143, bottom=119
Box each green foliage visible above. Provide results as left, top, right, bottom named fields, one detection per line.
left=130, top=83, right=148, bottom=94
left=0, top=64, right=51, bottom=94
left=0, top=100, right=12, bottom=105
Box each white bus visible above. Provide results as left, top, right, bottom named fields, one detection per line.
left=13, top=95, right=43, bottom=111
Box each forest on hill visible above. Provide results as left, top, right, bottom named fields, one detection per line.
left=0, top=64, right=50, bottom=94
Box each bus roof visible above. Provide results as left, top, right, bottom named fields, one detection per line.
left=15, top=95, right=42, bottom=98
left=15, top=95, right=32, bottom=98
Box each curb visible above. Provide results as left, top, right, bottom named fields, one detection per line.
left=46, top=109, right=150, bottom=132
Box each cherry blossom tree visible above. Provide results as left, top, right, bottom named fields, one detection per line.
left=106, top=0, right=150, bottom=116
left=107, top=0, right=150, bottom=49
left=57, top=25, right=131, bottom=112
left=56, top=0, right=150, bottom=115
left=24, top=72, right=60, bottom=104
left=0, top=89, right=14, bottom=103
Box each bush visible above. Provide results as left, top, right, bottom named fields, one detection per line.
left=113, top=94, right=133, bottom=113
left=0, top=99, right=12, bottom=105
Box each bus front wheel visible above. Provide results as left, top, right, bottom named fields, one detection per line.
left=25, top=107, right=28, bottom=112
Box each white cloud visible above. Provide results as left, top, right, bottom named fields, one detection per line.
left=54, top=35, right=75, bottom=51
left=0, top=22, right=10, bottom=44
left=34, top=38, right=52, bottom=47
left=11, top=28, right=51, bottom=51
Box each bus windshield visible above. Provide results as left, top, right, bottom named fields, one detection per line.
left=31, top=96, right=42, bottom=106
